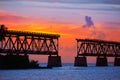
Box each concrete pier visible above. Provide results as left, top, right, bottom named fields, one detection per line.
left=47, top=56, right=62, bottom=67
left=96, top=57, right=108, bottom=66
left=0, top=55, right=30, bottom=69
left=114, top=57, right=120, bottom=66
left=74, top=57, right=87, bottom=66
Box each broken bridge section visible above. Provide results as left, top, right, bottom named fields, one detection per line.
left=0, top=25, right=61, bottom=68
left=74, top=39, right=120, bottom=66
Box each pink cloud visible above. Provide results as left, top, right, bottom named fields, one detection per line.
left=0, top=10, right=30, bottom=23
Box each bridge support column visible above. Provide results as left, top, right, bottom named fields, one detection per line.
left=0, top=55, right=30, bottom=69
left=96, top=57, right=108, bottom=66
left=74, top=57, right=87, bottom=66
left=114, top=57, right=120, bottom=66
left=47, top=56, right=62, bottom=67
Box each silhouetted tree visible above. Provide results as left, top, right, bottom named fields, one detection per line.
left=0, top=24, right=7, bottom=40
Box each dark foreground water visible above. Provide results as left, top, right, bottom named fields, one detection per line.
left=0, top=63, right=120, bottom=80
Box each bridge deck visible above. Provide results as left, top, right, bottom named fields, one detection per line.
left=76, top=39, right=120, bottom=44
left=6, top=30, right=60, bottom=38
left=78, top=54, right=120, bottom=57
left=0, top=49, right=58, bottom=55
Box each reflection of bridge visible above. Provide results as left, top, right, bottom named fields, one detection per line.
left=0, top=25, right=61, bottom=68
left=74, top=39, right=120, bottom=66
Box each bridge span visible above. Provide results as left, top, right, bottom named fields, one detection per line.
left=0, top=25, right=61, bottom=68
left=74, top=39, right=120, bottom=66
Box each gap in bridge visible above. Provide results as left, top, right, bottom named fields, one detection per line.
left=29, top=55, right=48, bottom=67
left=87, top=57, right=114, bottom=66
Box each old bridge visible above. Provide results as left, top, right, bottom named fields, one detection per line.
left=74, top=39, right=120, bottom=66
left=0, top=25, right=120, bottom=68
left=0, top=25, right=61, bottom=68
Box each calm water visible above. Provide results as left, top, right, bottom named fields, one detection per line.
left=0, top=63, right=120, bottom=80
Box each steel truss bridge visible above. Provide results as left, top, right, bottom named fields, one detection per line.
left=0, top=26, right=60, bottom=56
left=76, top=39, right=120, bottom=57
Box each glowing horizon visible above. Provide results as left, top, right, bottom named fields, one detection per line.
left=0, top=0, right=120, bottom=63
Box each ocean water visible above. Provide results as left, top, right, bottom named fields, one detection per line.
left=0, top=63, right=120, bottom=80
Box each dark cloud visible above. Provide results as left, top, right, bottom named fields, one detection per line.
left=31, top=2, right=120, bottom=11
left=83, top=16, right=94, bottom=28
left=82, top=16, right=106, bottom=39
left=1, top=0, right=120, bottom=4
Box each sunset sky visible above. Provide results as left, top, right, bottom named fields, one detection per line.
left=0, top=0, right=120, bottom=63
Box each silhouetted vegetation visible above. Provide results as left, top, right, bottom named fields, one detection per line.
left=29, top=60, right=39, bottom=68
left=0, top=24, right=7, bottom=40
